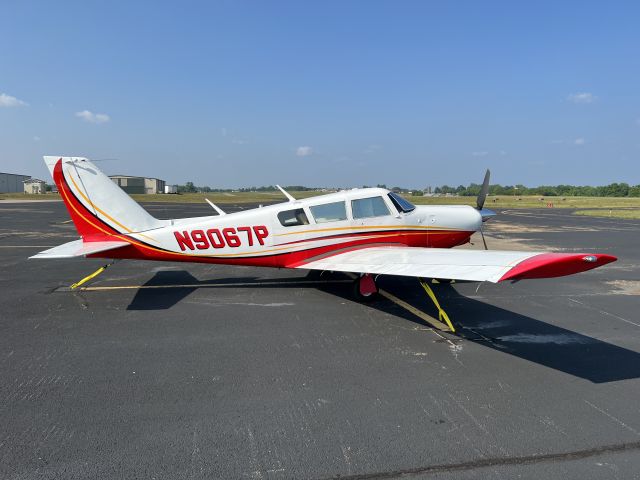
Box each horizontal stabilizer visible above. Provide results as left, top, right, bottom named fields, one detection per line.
left=30, top=239, right=130, bottom=259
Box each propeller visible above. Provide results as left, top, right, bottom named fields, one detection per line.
left=477, top=169, right=490, bottom=210
left=475, top=169, right=494, bottom=250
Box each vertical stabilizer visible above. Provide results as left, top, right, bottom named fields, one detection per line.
left=44, top=156, right=164, bottom=239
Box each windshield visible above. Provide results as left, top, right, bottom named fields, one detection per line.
left=388, top=192, right=416, bottom=213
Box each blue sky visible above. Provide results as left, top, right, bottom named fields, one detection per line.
left=1, top=1, right=639, bottom=188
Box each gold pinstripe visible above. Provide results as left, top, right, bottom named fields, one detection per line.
left=67, top=169, right=157, bottom=242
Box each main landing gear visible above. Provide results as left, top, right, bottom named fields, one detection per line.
left=352, top=273, right=379, bottom=302
left=351, top=273, right=456, bottom=332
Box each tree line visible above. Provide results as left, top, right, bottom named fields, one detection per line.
left=431, top=182, right=640, bottom=197
left=177, top=181, right=640, bottom=197
left=177, top=182, right=322, bottom=194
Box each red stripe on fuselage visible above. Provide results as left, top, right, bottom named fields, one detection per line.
left=91, top=230, right=474, bottom=268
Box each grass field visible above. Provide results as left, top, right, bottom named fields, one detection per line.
left=574, top=209, right=640, bottom=219
left=2, top=191, right=640, bottom=212
left=0, top=193, right=63, bottom=201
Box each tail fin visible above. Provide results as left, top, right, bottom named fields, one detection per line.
left=45, top=156, right=164, bottom=240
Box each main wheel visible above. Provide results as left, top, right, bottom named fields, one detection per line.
left=352, top=274, right=379, bottom=302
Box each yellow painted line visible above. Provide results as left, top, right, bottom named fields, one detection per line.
left=59, top=279, right=352, bottom=292
left=60, top=219, right=73, bottom=224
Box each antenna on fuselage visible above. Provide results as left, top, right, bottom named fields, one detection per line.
left=276, top=185, right=296, bottom=202
left=205, top=198, right=226, bottom=216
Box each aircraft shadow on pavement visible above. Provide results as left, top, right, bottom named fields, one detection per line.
left=125, top=269, right=348, bottom=311
left=128, top=270, right=640, bottom=384
left=320, top=277, right=640, bottom=384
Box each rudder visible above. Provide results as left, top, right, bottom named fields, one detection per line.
left=45, top=156, right=164, bottom=240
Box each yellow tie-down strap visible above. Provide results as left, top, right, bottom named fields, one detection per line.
left=418, top=278, right=456, bottom=333
left=70, top=262, right=113, bottom=289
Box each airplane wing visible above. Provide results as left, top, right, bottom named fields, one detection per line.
left=293, top=246, right=616, bottom=283
left=30, top=239, right=130, bottom=259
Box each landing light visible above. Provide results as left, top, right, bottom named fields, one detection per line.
left=583, top=255, right=597, bottom=263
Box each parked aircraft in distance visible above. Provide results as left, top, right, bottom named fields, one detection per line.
left=32, top=157, right=616, bottom=331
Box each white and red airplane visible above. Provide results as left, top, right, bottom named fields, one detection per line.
left=33, top=156, right=616, bottom=328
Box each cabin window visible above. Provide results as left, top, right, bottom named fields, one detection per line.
left=277, top=208, right=310, bottom=227
left=351, top=196, right=391, bottom=219
left=388, top=192, right=416, bottom=213
left=309, top=201, right=347, bottom=224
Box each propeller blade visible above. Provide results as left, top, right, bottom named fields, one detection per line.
left=479, top=225, right=488, bottom=250
left=476, top=169, right=491, bottom=210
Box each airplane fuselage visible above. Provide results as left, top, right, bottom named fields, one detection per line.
left=111, top=188, right=483, bottom=268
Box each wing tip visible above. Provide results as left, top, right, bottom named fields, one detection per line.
left=498, top=253, right=617, bottom=282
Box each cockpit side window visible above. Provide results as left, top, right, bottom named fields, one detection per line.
left=309, top=201, right=347, bottom=223
left=278, top=208, right=309, bottom=227
left=351, top=196, right=391, bottom=219
left=388, top=192, right=416, bottom=213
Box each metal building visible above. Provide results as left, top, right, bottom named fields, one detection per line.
left=109, top=175, right=166, bottom=194
left=0, top=172, right=31, bottom=193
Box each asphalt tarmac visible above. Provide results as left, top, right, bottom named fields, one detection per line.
left=1, top=201, right=639, bottom=479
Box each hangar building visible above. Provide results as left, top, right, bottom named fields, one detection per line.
left=109, top=175, right=166, bottom=194
left=0, top=172, right=31, bottom=193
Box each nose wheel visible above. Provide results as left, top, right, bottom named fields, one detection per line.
left=352, top=273, right=379, bottom=302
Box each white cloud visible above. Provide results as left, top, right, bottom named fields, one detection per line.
left=574, top=137, right=585, bottom=145
left=472, top=151, right=489, bottom=157
left=33, top=136, right=41, bottom=142
left=75, top=110, right=110, bottom=124
left=567, top=92, right=596, bottom=104
left=232, top=138, right=248, bottom=145
left=296, top=146, right=313, bottom=157
left=221, top=127, right=227, bottom=137
left=0, top=93, right=27, bottom=107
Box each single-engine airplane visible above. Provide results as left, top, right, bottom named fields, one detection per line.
left=33, top=156, right=616, bottom=331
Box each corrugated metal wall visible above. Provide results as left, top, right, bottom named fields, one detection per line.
left=0, top=173, right=31, bottom=193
